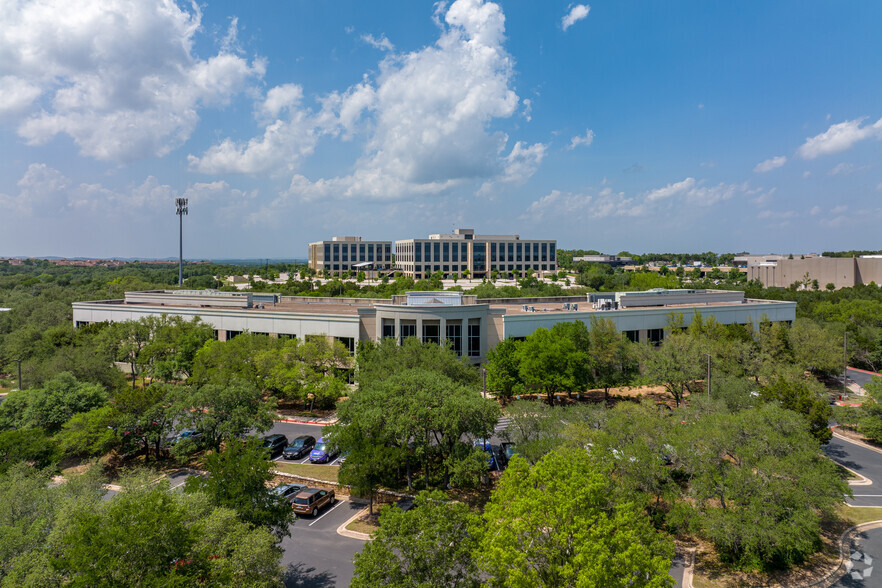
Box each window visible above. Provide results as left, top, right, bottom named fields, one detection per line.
left=278, top=333, right=296, bottom=341
left=324, top=244, right=330, bottom=261
left=382, top=321, right=395, bottom=339
left=516, top=243, right=523, bottom=262
left=490, top=242, right=497, bottom=262
left=415, top=243, right=422, bottom=262
left=400, top=323, right=416, bottom=339
left=473, top=242, right=486, bottom=272
left=467, top=323, right=480, bottom=357
left=446, top=323, right=462, bottom=355
left=443, top=242, right=450, bottom=262
left=342, top=246, right=348, bottom=262
left=424, top=242, right=431, bottom=261
left=524, top=243, right=531, bottom=262
left=648, top=328, right=664, bottom=346
left=333, top=244, right=340, bottom=261
left=452, top=242, right=459, bottom=262
left=533, top=243, right=540, bottom=261
left=508, top=242, right=514, bottom=261
left=422, top=323, right=440, bottom=345
left=359, top=243, right=366, bottom=261
left=550, top=243, right=556, bottom=261
left=542, top=242, right=548, bottom=262
left=336, top=336, right=356, bottom=354
left=385, top=243, right=392, bottom=260
left=226, top=330, right=243, bottom=340
left=433, top=242, right=440, bottom=262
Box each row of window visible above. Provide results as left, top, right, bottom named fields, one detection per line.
left=395, top=241, right=556, bottom=264
left=323, top=243, right=392, bottom=263
left=400, top=263, right=554, bottom=276
left=381, top=321, right=481, bottom=356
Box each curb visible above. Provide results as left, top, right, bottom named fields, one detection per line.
left=274, top=417, right=337, bottom=426
left=337, top=506, right=372, bottom=541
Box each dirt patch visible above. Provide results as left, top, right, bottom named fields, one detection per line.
left=346, top=512, right=380, bottom=535
left=692, top=515, right=848, bottom=588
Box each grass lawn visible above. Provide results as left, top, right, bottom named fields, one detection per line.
left=840, top=505, right=882, bottom=526
left=273, top=462, right=340, bottom=483
left=346, top=513, right=380, bottom=536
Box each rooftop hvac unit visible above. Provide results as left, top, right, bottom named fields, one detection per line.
left=563, top=303, right=571, bottom=310
left=529, top=306, right=535, bottom=312
left=522, top=304, right=529, bottom=312
left=572, top=303, right=578, bottom=311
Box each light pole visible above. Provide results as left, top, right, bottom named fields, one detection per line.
left=481, top=367, right=487, bottom=399
left=175, top=198, right=188, bottom=286
left=12, top=359, right=22, bottom=390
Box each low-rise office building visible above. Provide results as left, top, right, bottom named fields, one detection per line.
left=394, top=228, right=557, bottom=279
left=73, top=288, right=795, bottom=363
left=308, top=237, right=393, bottom=276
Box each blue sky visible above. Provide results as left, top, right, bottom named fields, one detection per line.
left=1, top=0, right=881, bottom=259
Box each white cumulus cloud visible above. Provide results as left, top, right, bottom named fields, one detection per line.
left=221, top=0, right=540, bottom=213
left=753, top=155, right=787, bottom=173
left=568, top=129, right=595, bottom=150
left=561, top=4, right=590, bottom=31
left=646, top=177, right=696, bottom=202
left=361, top=33, right=395, bottom=52
left=797, top=117, right=882, bottom=159
left=1, top=0, right=263, bottom=162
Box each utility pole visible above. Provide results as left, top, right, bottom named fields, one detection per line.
left=706, top=354, right=711, bottom=398
left=12, top=359, right=22, bottom=390
left=175, top=198, right=188, bottom=286
left=843, top=330, right=848, bottom=387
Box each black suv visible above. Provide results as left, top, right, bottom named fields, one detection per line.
left=282, top=435, right=316, bottom=460
left=262, top=434, right=289, bottom=456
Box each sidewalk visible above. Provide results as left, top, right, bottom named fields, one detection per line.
left=275, top=414, right=337, bottom=426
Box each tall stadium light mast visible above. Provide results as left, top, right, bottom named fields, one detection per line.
left=175, top=198, right=188, bottom=286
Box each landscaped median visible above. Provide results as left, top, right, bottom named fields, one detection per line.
left=273, top=462, right=340, bottom=484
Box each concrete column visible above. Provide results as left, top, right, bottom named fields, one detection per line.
left=638, top=329, right=648, bottom=344
left=440, top=317, right=447, bottom=346
left=218, top=329, right=228, bottom=342
left=416, top=317, right=424, bottom=343
left=394, top=316, right=401, bottom=344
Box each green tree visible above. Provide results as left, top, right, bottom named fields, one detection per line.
left=189, top=333, right=283, bottom=388
left=0, top=372, right=107, bottom=432
left=56, top=405, right=121, bottom=458
left=257, top=336, right=351, bottom=409
left=56, top=470, right=283, bottom=586
left=640, top=333, right=704, bottom=406
left=185, top=437, right=294, bottom=539
left=114, top=383, right=182, bottom=460
left=351, top=491, right=481, bottom=588
left=477, top=449, right=675, bottom=587
left=671, top=404, right=848, bottom=569
left=759, top=377, right=833, bottom=443
left=517, top=327, right=578, bottom=406
left=788, top=319, right=844, bottom=376
left=179, top=379, right=277, bottom=452
left=587, top=317, right=635, bottom=399
left=484, top=338, right=524, bottom=402
left=356, top=337, right=478, bottom=390
left=0, top=429, right=57, bottom=474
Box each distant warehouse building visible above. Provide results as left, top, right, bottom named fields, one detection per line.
left=394, top=228, right=557, bottom=279
left=73, top=288, right=795, bottom=363
left=746, top=256, right=882, bottom=289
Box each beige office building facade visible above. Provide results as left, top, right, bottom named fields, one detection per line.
left=308, top=237, right=393, bottom=276
left=747, top=256, right=882, bottom=290
left=394, top=228, right=557, bottom=279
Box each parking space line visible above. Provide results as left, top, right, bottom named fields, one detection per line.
left=308, top=499, right=346, bottom=527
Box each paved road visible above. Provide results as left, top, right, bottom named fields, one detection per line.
left=831, top=526, right=882, bottom=587
left=281, top=498, right=367, bottom=588
left=848, top=367, right=881, bottom=390
left=825, top=435, right=882, bottom=507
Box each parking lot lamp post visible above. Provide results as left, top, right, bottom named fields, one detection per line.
left=481, top=367, right=487, bottom=399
